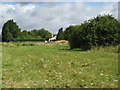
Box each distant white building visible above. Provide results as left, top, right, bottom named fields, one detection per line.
left=49, top=35, right=57, bottom=41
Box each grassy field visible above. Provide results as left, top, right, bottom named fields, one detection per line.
left=2, top=42, right=119, bottom=88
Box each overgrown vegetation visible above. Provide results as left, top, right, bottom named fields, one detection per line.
left=2, top=19, right=21, bottom=42
left=2, top=20, right=52, bottom=42
left=15, top=38, right=45, bottom=42
left=1, top=9, right=119, bottom=88
left=2, top=42, right=118, bottom=88
left=2, top=15, right=120, bottom=51
left=65, top=15, right=120, bottom=50
left=56, top=28, right=64, bottom=40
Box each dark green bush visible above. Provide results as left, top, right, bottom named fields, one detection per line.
left=15, top=38, right=45, bottom=42
left=2, top=19, right=52, bottom=42
left=2, top=19, right=21, bottom=42
left=56, top=28, right=64, bottom=40
left=64, top=25, right=76, bottom=40
left=68, top=15, right=120, bottom=50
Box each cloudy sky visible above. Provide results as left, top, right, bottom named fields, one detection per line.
left=0, top=2, right=118, bottom=34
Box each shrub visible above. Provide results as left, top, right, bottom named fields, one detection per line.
left=2, top=19, right=21, bottom=42
left=64, top=25, right=76, bottom=40
left=68, top=15, right=120, bottom=50
left=15, top=38, right=45, bottom=42
left=56, top=28, right=64, bottom=40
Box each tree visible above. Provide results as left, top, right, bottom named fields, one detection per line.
left=17, top=29, right=52, bottom=41
left=69, top=15, right=120, bottom=50
left=28, top=29, right=37, bottom=37
left=19, top=30, right=31, bottom=39
left=2, top=19, right=21, bottom=42
left=64, top=26, right=75, bottom=40
left=56, top=28, right=64, bottom=40
left=36, top=29, right=52, bottom=40
left=2, top=22, right=13, bottom=42
left=8, top=19, right=21, bottom=38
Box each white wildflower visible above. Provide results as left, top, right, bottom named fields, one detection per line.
left=45, top=80, right=48, bottom=82
left=81, top=80, right=84, bottom=81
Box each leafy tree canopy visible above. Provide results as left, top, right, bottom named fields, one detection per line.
left=2, top=19, right=20, bottom=42
left=56, top=28, right=64, bottom=40
left=68, top=15, right=120, bottom=50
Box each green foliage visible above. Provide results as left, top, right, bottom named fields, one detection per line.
left=2, top=21, right=13, bottom=42
left=56, top=28, right=64, bottom=40
left=2, top=19, right=21, bottom=42
left=15, top=38, right=45, bottom=42
left=69, top=15, right=120, bottom=50
left=19, top=29, right=52, bottom=41
left=2, top=19, right=52, bottom=42
left=8, top=19, right=21, bottom=38
left=91, top=45, right=119, bottom=53
left=19, top=30, right=32, bottom=39
left=36, top=29, right=52, bottom=40
left=28, top=29, right=37, bottom=37
left=64, top=26, right=76, bottom=40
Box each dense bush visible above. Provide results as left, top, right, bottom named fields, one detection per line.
left=2, top=19, right=21, bottom=42
left=68, top=15, right=120, bottom=50
left=64, top=26, right=76, bottom=40
left=15, top=38, right=45, bottom=42
left=36, top=29, right=52, bottom=40
left=19, top=29, right=52, bottom=41
left=19, top=30, right=32, bottom=39
left=56, top=28, right=64, bottom=40
left=2, top=19, right=52, bottom=42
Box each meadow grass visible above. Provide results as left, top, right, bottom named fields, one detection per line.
left=2, top=42, right=118, bottom=88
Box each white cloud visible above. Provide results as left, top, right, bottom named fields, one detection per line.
left=0, top=2, right=118, bottom=34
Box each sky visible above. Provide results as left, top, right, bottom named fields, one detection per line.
left=0, top=2, right=118, bottom=34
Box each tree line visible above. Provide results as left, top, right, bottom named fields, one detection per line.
left=1, top=15, right=120, bottom=50
left=56, top=15, right=120, bottom=50
left=2, top=19, right=52, bottom=42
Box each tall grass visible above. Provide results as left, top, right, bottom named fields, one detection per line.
left=91, top=45, right=119, bottom=53
left=2, top=42, right=118, bottom=88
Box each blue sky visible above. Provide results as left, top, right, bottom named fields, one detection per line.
left=0, top=2, right=118, bottom=34
left=2, top=2, right=111, bottom=6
